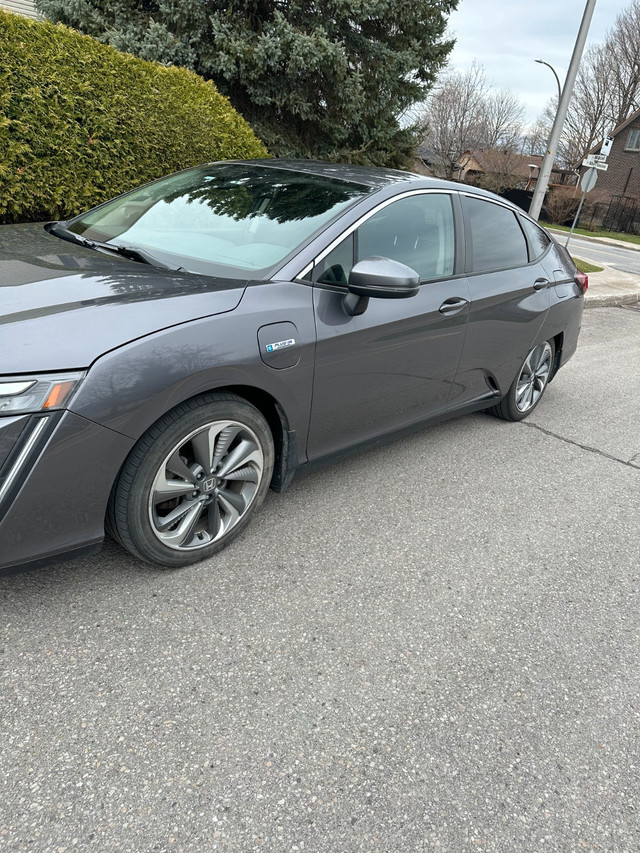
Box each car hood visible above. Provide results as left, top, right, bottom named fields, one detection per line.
left=0, top=223, right=247, bottom=373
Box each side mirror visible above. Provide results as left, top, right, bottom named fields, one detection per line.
left=344, top=256, right=420, bottom=316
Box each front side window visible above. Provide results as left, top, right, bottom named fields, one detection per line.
left=315, top=193, right=455, bottom=285
left=464, top=197, right=528, bottom=272
left=626, top=129, right=640, bottom=151
left=65, top=164, right=371, bottom=277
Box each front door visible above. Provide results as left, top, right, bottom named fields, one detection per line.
left=306, top=192, right=471, bottom=460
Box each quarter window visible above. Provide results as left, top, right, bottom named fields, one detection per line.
left=626, top=129, right=640, bottom=151
left=464, top=197, right=528, bottom=272
left=520, top=217, right=552, bottom=261
left=316, top=234, right=353, bottom=285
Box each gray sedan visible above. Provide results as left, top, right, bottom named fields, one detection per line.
left=0, top=160, right=586, bottom=570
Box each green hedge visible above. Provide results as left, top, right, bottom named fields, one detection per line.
left=0, top=10, right=268, bottom=223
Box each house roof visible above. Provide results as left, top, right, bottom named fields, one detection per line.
left=609, top=106, right=640, bottom=138
left=459, top=149, right=567, bottom=177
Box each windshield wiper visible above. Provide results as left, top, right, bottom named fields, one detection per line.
left=46, top=222, right=183, bottom=271
left=94, top=241, right=178, bottom=269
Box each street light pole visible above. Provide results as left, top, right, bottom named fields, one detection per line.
left=529, top=0, right=598, bottom=221
left=534, top=59, right=562, bottom=103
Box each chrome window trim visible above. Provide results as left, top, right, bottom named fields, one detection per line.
left=460, top=191, right=521, bottom=211
left=0, top=415, right=50, bottom=505
left=295, top=188, right=456, bottom=281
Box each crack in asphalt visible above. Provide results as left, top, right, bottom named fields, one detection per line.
left=522, top=421, right=640, bottom=471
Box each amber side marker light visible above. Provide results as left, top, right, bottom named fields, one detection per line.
left=43, top=380, right=77, bottom=409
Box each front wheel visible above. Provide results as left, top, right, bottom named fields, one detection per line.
left=487, top=339, right=554, bottom=421
left=107, top=393, right=274, bottom=567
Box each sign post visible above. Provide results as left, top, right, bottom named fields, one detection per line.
left=566, top=168, right=598, bottom=249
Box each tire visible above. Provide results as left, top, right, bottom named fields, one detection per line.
left=487, top=339, right=555, bottom=422
left=107, top=393, right=274, bottom=567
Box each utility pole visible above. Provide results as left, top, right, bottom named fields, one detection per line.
left=529, top=0, right=598, bottom=221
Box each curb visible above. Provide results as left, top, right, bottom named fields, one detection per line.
left=584, top=291, right=640, bottom=308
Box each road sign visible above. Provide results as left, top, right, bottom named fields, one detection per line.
left=583, top=153, right=608, bottom=167
left=566, top=169, right=598, bottom=250
left=600, top=136, right=614, bottom=157
left=581, top=168, right=598, bottom=193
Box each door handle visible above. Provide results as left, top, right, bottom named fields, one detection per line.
left=533, top=278, right=550, bottom=290
left=439, top=297, right=469, bottom=315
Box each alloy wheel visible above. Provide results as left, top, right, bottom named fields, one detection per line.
left=515, top=341, right=553, bottom=413
left=148, top=419, right=264, bottom=551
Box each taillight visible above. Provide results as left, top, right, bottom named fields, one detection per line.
left=575, top=271, right=588, bottom=292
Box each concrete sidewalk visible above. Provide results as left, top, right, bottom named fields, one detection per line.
left=582, top=264, right=640, bottom=308
left=548, top=228, right=640, bottom=308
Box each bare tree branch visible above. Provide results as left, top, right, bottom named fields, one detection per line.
left=417, top=62, right=524, bottom=179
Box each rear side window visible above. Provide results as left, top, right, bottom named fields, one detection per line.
left=464, top=196, right=528, bottom=272
left=520, top=217, right=552, bottom=261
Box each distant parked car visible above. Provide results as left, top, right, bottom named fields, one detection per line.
left=0, top=160, right=586, bottom=571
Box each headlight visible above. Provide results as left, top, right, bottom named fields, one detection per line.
left=0, top=372, right=85, bottom=415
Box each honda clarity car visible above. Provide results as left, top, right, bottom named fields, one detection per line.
left=0, top=160, right=586, bottom=571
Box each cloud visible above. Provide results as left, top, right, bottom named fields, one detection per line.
left=444, top=0, right=622, bottom=124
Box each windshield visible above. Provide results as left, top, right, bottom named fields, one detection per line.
left=66, top=163, right=371, bottom=277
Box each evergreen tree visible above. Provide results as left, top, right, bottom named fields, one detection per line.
left=35, top=0, right=458, bottom=167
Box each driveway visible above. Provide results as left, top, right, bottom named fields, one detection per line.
left=1, top=307, right=639, bottom=852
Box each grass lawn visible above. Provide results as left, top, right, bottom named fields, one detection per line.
left=572, top=258, right=604, bottom=273
left=542, top=222, right=640, bottom=246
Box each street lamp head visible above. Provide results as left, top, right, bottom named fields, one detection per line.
left=533, top=58, right=562, bottom=102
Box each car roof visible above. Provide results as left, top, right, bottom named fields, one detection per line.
left=233, top=158, right=437, bottom=190
left=231, top=159, right=518, bottom=205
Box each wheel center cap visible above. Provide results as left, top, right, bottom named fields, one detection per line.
left=202, top=476, right=217, bottom=493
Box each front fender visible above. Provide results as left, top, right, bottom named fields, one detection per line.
left=68, top=282, right=316, bottom=469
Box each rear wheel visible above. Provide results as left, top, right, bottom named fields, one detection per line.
left=488, top=339, right=554, bottom=421
left=107, top=393, right=274, bottom=567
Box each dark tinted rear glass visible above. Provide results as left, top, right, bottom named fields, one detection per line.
left=465, top=197, right=528, bottom=272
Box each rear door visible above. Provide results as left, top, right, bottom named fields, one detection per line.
left=306, top=191, right=471, bottom=459
left=449, top=194, right=552, bottom=411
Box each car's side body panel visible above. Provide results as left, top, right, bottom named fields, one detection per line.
left=307, top=277, right=471, bottom=458
left=451, top=264, right=552, bottom=406
left=68, top=281, right=317, bottom=463
left=538, top=241, right=585, bottom=371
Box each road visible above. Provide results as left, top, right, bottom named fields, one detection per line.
left=564, top=233, right=640, bottom=275
left=2, top=308, right=640, bottom=852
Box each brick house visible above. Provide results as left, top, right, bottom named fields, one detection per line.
left=580, top=109, right=640, bottom=198
left=0, top=1, right=38, bottom=17
left=578, top=109, right=640, bottom=232
left=455, top=149, right=575, bottom=190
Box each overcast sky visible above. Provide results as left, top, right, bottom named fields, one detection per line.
left=445, top=0, right=625, bottom=126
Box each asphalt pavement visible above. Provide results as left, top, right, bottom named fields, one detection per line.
left=567, top=235, right=640, bottom=277
left=1, top=307, right=639, bottom=853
